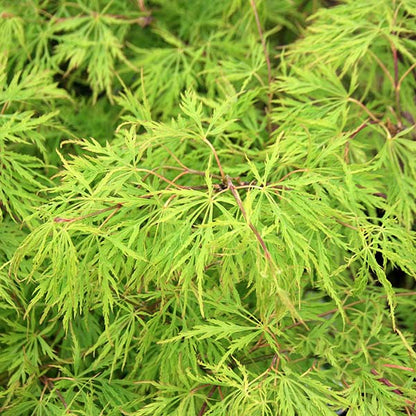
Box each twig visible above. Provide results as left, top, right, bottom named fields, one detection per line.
left=383, top=363, right=414, bottom=372
left=137, top=0, right=147, bottom=13
left=250, top=0, right=272, bottom=86
left=389, top=4, right=403, bottom=127
left=334, top=218, right=358, bottom=230
left=202, top=137, right=225, bottom=181
left=198, top=385, right=219, bottom=416
left=277, top=169, right=308, bottom=183
left=395, top=328, right=416, bottom=361
left=349, top=119, right=376, bottom=140
left=54, top=203, right=122, bottom=224
left=249, top=0, right=273, bottom=133
left=347, top=98, right=381, bottom=123
left=369, top=50, right=394, bottom=86
left=397, top=62, right=416, bottom=93
left=347, top=98, right=392, bottom=137
left=390, top=40, right=402, bottom=126
left=99, top=203, right=123, bottom=228
left=136, top=168, right=185, bottom=188
left=1, top=101, right=9, bottom=114
left=158, top=165, right=223, bottom=181
left=344, top=120, right=371, bottom=162
left=225, top=175, right=271, bottom=261
left=51, top=12, right=152, bottom=28
left=370, top=369, right=416, bottom=411
left=40, top=376, right=68, bottom=409
left=0, top=12, right=14, bottom=18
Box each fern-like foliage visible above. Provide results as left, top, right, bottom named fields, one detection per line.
left=1, top=0, right=416, bottom=415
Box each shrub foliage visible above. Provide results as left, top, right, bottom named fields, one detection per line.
left=1, top=0, right=416, bottom=415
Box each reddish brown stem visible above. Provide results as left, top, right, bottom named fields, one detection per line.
left=198, top=385, right=219, bottom=416
left=335, top=218, right=358, bottom=230
left=226, top=175, right=271, bottom=261
left=391, top=42, right=402, bottom=126
left=202, top=137, right=225, bottom=181
left=398, top=62, right=416, bottom=92
left=99, top=203, right=122, bottom=228
left=371, top=369, right=416, bottom=414
left=40, top=376, right=68, bottom=409
left=1, top=101, right=9, bottom=114
left=0, top=12, right=14, bottom=18
left=347, top=98, right=381, bottom=123
left=383, top=363, right=414, bottom=372
left=371, top=369, right=403, bottom=396
left=54, top=203, right=122, bottom=224
left=277, top=169, right=308, bottom=183
left=137, top=0, right=147, bottom=12
left=249, top=0, right=273, bottom=132
left=345, top=119, right=379, bottom=162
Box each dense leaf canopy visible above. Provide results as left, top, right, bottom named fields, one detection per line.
left=1, top=0, right=416, bottom=415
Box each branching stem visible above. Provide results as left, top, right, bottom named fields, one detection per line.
left=202, top=137, right=225, bottom=181
left=40, top=376, right=68, bottom=409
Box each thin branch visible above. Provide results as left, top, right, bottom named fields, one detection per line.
left=389, top=3, right=402, bottom=127
left=161, top=144, right=190, bottom=171
left=369, top=50, right=394, bottom=86
left=347, top=98, right=381, bottom=123
left=397, top=62, right=416, bottom=92
left=217, top=386, right=224, bottom=400
left=349, top=119, right=374, bottom=140
left=191, top=383, right=211, bottom=394
left=198, top=385, right=219, bottom=416
left=158, top=165, right=223, bottom=181
left=249, top=0, right=273, bottom=133
left=99, top=203, right=122, bottom=228
left=347, top=98, right=393, bottom=137
left=136, top=168, right=185, bottom=188
left=170, top=171, right=191, bottom=186
left=334, top=218, right=358, bottom=230
left=390, top=40, right=402, bottom=126
left=249, top=0, right=272, bottom=86
left=138, top=157, right=387, bottom=201
left=371, top=368, right=403, bottom=395
left=1, top=101, right=9, bottom=115
left=51, top=12, right=153, bottom=27
left=225, top=175, right=271, bottom=261
left=344, top=120, right=371, bottom=162
left=277, top=169, right=308, bottom=183
left=383, top=363, right=414, bottom=372
left=137, top=0, right=147, bottom=13
left=395, top=328, right=416, bottom=361
left=370, top=369, right=416, bottom=413
left=202, top=137, right=225, bottom=181
left=0, top=12, right=14, bottom=18
left=40, top=376, right=68, bottom=409
left=54, top=203, right=122, bottom=224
